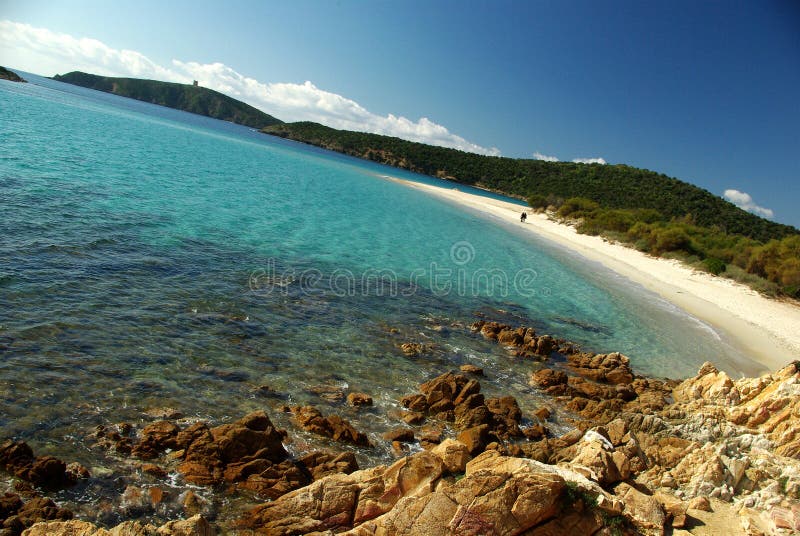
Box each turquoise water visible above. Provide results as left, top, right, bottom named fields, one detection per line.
left=0, top=74, right=760, bottom=523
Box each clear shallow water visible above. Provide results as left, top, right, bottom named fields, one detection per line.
left=0, top=73, right=761, bottom=524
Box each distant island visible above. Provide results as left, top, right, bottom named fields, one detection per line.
left=0, top=66, right=26, bottom=83
left=52, top=71, right=283, bottom=129
left=264, top=122, right=800, bottom=298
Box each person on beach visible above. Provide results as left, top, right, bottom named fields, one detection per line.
left=520, top=211, right=527, bottom=222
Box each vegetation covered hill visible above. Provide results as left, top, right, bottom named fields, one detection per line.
left=53, top=71, right=282, bottom=129
left=264, top=122, right=800, bottom=296
left=0, top=66, right=26, bottom=82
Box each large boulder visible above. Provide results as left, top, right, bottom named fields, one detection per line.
left=241, top=451, right=446, bottom=534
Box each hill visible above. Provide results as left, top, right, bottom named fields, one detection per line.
left=264, top=121, right=800, bottom=296
left=264, top=122, right=795, bottom=241
left=53, top=71, right=282, bottom=129
left=0, top=66, right=26, bottom=83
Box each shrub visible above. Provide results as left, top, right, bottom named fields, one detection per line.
left=527, top=194, right=549, bottom=211
left=558, top=197, right=600, bottom=218
left=703, top=257, right=727, bottom=275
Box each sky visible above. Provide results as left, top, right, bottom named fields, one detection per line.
left=1, top=0, right=799, bottom=227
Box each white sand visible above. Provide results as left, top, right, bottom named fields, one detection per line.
left=390, top=176, right=800, bottom=374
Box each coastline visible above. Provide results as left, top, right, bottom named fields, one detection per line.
left=388, top=176, right=800, bottom=375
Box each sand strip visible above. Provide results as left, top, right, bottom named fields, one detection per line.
left=390, top=176, right=800, bottom=374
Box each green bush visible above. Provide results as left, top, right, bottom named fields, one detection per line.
left=558, top=197, right=600, bottom=218
left=527, top=194, right=549, bottom=211
left=703, top=257, right=727, bottom=275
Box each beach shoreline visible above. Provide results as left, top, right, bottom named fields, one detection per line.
left=389, top=176, right=800, bottom=375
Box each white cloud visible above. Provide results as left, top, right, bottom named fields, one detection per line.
left=723, top=189, right=774, bottom=219
left=572, top=157, right=607, bottom=164
left=533, top=151, right=559, bottom=162
left=0, top=20, right=501, bottom=156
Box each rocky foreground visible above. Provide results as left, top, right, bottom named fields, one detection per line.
left=2, top=320, right=800, bottom=535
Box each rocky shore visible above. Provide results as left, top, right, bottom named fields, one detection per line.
left=2, top=318, right=799, bottom=535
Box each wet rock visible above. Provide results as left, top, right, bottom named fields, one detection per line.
left=173, top=411, right=308, bottom=499
left=290, top=406, right=371, bottom=447
left=400, top=372, right=524, bottom=449
left=0, top=442, right=78, bottom=490
left=530, top=368, right=568, bottom=388
left=400, top=411, right=425, bottom=425
left=346, top=392, right=373, bottom=407
left=296, top=450, right=358, bottom=481
left=156, top=513, right=215, bottom=535
left=307, top=384, right=345, bottom=403
left=141, top=464, right=167, bottom=479
left=471, top=321, right=558, bottom=359
left=382, top=428, right=415, bottom=443
left=457, top=425, right=495, bottom=456
left=567, top=352, right=634, bottom=384
left=132, top=421, right=180, bottom=460
left=459, top=364, right=483, bottom=376
left=144, top=407, right=184, bottom=420
left=4, top=496, right=72, bottom=534
left=399, top=342, right=434, bottom=357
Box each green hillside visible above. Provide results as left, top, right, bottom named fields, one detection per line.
left=0, top=66, right=26, bottom=83
left=53, top=71, right=282, bottom=129
left=264, top=121, right=800, bottom=296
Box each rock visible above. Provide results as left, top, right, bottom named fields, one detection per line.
left=132, top=421, right=180, bottom=460
left=383, top=428, right=415, bottom=443
left=459, top=364, right=483, bottom=376
left=614, top=482, right=666, bottom=533
left=307, top=384, right=346, bottom=403
left=570, top=441, right=622, bottom=486
left=688, top=495, right=711, bottom=512
left=144, top=408, right=184, bottom=420
left=399, top=343, right=433, bottom=357
left=241, top=451, right=445, bottom=534
left=291, top=406, right=371, bottom=447
left=567, top=352, right=634, bottom=384
left=346, top=393, right=373, bottom=407
left=155, top=514, right=215, bottom=536
left=456, top=425, right=494, bottom=456
left=485, top=396, right=523, bottom=438
left=297, top=451, right=359, bottom=481
left=530, top=368, right=568, bottom=388
left=173, top=411, right=310, bottom=499
left=7, top=496, right=72, bottom=533
left=26, top=457, right=70, bottom=489
left=346, top=451, right=602, bottom=536
left=400, top=411, right=425, bottom=425
left=21, top=515, right=214, bottom=536
left=0, top=442, right=78, bottom=491
left=141, top=464, right=167, bottom=479
left=533, top=406, right=551, bottom=421
left=430, top=439, right=472, bottom=474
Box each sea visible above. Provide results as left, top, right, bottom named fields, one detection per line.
left=0, top=72, right=762, bottom=525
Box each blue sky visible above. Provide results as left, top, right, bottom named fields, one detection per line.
left=1, top=0, right=799, bottom=227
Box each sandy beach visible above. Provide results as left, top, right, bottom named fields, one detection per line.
left=391, top=176, right=800, bottom=374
